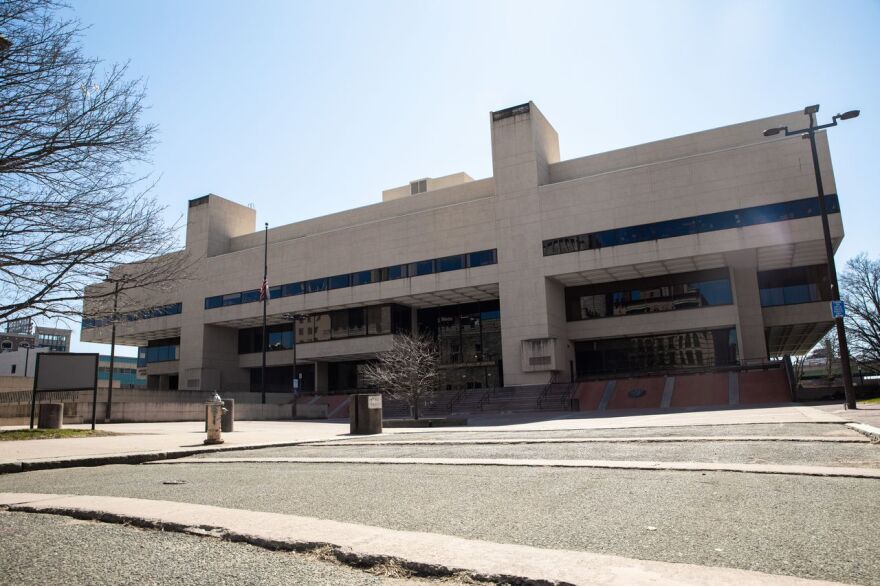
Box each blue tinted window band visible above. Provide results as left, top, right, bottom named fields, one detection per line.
left=542, top=195, right=840, bottom=257
left=204, top=248, right=498, bottom=310
left=83, top=302, right=182, bottom=329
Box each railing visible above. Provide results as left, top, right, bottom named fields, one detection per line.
left=478, top=386, right=496, bottom=411
left=536, top=372, right=559, bottom=409
left=447, top=387, right=467, bottom=411
left=559, top=381, right=577, bottom=410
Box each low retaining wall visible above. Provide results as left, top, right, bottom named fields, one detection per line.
left=0, top=400, right=296, bottom=425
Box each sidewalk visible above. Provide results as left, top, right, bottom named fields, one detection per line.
left=0, top=404, right=858, bottom=473
left=0, top=420, right=351, bottom=472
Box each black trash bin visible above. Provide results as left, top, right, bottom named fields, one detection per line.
left=350, top=393, right=383, bottom=435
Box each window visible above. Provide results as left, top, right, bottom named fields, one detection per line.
left=410, top=259, right=434, bottom=276
left=543, top=195, right=842, bottom=257
left=241, top=289, right=261, bottom=303
left=328, top=274, right=351, bottom=290
left=383, top=264, right=407, bottom=281
left=352, top=269, right=379, bottom=286
left=759, top=265, right=830, bottom=307
left=203, top=249, right=497, bottom=308
left=306, top=278, right=327, bottom=293
left=468, top=250, right=496, bottom=267
left=222, top=293, right=241, bottom=307
left=436, top=254, right=465, bottom=272
left=282, top=282, right=303, bottom=297
left=565, top=268, right=733, bottom=321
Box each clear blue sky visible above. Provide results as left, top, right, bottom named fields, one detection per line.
left=67, top=0, right=879, bottom=355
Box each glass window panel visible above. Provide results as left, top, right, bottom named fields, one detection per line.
left=306, top=278, right=327, bottom=293
left=269, top=286, right=282, bottom=299
left=468, top=250, right=496, bottom=267
left=348, top=308, right=366, bottom=337
left=410, top=260, right=434, bottom=276
left=384, top=265, right=407, bottom=280
left=222, top=293, right=241, bottom=306
left=328, top=274, right=350, bottom=290
left=368, top=305, right=391, bottom=335
left=352, top=270, right=379, bottom=286
left=282, top=282, right=303, bottom=297
left=205, top=296, right=222, bottom=309
left=241, top=289, right=261, bottom=303
left=330, top=310, right=348, bottom=339
left=314, top=313, right=331, bottom=340
left=436, top=255, right=465, bottom=272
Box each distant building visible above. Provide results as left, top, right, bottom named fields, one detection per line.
left=1, top=320, right=71, bottom=354
left=97, top=355, right=146, bottom=390
left=0, top=351, right=145, bottom=390
left=82, top=102, right=841, bottom=405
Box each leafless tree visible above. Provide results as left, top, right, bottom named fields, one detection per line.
left=362, top=333, right=439, bottom=420
left=821, top=334, right=839, bottom=381
left=840, top=253, right=880, bottom=373
left=0, top=0, right=186, bottom=324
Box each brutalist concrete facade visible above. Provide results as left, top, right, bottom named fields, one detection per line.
left=82, top=102, right=842, bottom=395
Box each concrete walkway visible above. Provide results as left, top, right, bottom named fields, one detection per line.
left=0, top=492, right=845, bottom=586
left=0, top=405, right=860, bottom=473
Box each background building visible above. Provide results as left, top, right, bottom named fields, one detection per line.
left=82, top=103, right=842, bottom=408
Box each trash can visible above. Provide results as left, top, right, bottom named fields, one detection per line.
left=350, top=393, right=383, bottom=435
left=221, top=399, right=235, bottom=433
left=38, top=403, right=63, bottom=429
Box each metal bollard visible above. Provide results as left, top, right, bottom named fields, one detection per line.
left=204, top=392, right=226, bottom=445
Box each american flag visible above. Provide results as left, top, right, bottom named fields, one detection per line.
left=259, top=276, right=268, bottom=301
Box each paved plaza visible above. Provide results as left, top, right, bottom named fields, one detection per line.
left=0, top=404, right=878, bottom=585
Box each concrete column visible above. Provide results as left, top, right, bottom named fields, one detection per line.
left=490, top=102, right=562, bottom=386
left=725, top=250, right=768, bottom=364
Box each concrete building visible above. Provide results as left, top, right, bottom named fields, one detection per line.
left=81, top=103, right=842, bottom=408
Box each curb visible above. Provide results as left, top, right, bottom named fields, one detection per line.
left=0, top=492, right=845, bottom=586
left=0, top=439, right=332, bottom=475
left=847, top=422, right=880, bottom=442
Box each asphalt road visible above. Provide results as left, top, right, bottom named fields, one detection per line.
left=0, top=510, right=438, bottom=586
left=187, top=439, right=880, bottom=468
left=346, top=422, right=862, bottom=441
left=1, top=460, right=877, bottom=585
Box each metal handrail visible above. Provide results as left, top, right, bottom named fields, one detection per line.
left=536, top=372, right=559, bottom=409
left=478, top=386, right=496, bottom=411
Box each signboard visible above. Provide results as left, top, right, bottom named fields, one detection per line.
left=31, top=352, right=99, bottom=430
left=831, top=300, right=845, bottom=319
left=367, top=395, right=382, bottom=409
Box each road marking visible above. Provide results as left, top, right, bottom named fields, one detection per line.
left=0, top=492, right=846, bottom=586
left=149, top=456, right=880, bottom=478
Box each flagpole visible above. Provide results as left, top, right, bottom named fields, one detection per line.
left=261, top=222, right=268, bottom=405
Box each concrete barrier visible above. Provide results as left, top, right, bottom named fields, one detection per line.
left=37, top=403, right=63, bottom=429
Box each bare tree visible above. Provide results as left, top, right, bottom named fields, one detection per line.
left=840, top=253, right=880, bottom=373
left=0, top=0, right=185, bottom=323
left=362, top=333, right=440, bottom=420
left=821, top=334, right=839, bottom=381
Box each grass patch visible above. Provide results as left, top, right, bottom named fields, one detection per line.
left=0, top=429, right=118, bottom=441
left=861, top=397, right=880, bottom=405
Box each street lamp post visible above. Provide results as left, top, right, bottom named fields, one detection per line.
left=106, top=279, right=119, bottom=422
left=763, top=105, right=860, bottom=409
left=282, top=312, right=308, bottom=396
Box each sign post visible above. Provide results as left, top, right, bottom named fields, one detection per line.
left=30, top=353, right=99, bottom=430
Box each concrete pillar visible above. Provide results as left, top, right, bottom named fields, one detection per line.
left=490, top=102, right=562, bottom=386
left=726, top=250, right=768, bottom=364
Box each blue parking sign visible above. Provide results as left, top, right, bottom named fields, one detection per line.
left=831, top=300, right=845, bottom=319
